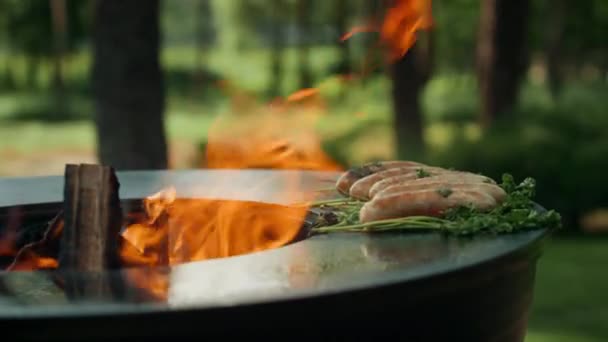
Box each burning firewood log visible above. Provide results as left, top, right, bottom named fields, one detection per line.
left=58, top=164, right=126, bottom=299
left=59, top=164, right=123, bottom=271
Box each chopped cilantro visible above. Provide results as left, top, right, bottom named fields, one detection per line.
left=416, top=168, right=431, bottom=178
left=436, top=187, right=453, bottom=198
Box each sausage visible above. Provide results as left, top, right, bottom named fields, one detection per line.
left=377, top=180, right=507, bottom=203
left=335, top=160, right=426, bottom=195
left=359, top=188, right=497, bottom=223
left=347, top=165, right=450, bottom=199
left=368, top=172, right=495, bottom=199
left=348, top=167, right=419, bottom=200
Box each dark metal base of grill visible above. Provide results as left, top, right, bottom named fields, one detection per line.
left=0, top=170, right=548, bottom=341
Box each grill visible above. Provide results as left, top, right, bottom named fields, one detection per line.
left=0, top=170, right=547, bottom=341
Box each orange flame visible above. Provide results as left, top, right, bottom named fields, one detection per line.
left=0, top=0, right=431, bottom=302
left=339, top=23, right=376, bottom=42
left=343, top=0, right=433, bottom=62
left=286, top=88, right=320, bottom=102
left=122, top=195, right=309, bottom=266
left=118, top=81, right=342, bottom=282
left=9, top=255, right=58, bottom=271
left=204, top=86, right=342, bottom=171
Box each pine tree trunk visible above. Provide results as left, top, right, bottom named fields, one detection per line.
left=391, top=34, right=434, bottom=161
left=50, top=0, right=67, bottom=118
left=295, top=0, right=313, bottom=89
left=268, top=0, right=284, bottom=97
left=334, top=0, right=350, bottom=74
left=195, top=0, right=212, bottom=73
left=91, top=0, right=168, bottom=170
left=477, top=0, right=531, bottom=127
left=545, top=0, right=566, bottom=99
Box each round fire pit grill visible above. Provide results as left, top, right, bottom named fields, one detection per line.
left=0, top=170, right=548, bottom=341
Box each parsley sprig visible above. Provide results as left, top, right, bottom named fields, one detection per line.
left=311, top=174, right=562, bottom=236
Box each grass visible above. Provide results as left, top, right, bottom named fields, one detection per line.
left=526, top=237, right=608, bottom=342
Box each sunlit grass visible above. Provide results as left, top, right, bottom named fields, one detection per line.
left=526, top=331, right=605, bottom=342
left=526, top=237, right=608, bottom=342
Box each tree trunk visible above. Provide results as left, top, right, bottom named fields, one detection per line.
left=334, top=0, right=351, bottom=74
left=476, top=0, right=531, bottom=127
left=295, top=0, right=313, bottom=89
left=360, top=0, right=385, bottom=81
left=50, top=0, right=67, bottom=118
left=545, top=0, right=566, bottom=99
left=391, top=34, right=434, bottom=161
left=268, top=0, right=284, bottom=97
left=195, top=0, right=211, bottom=73
left=91, top=0, right=168, bottom=170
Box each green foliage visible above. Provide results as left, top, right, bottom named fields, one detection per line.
left=441, top=174, right=562, bottom=235
left=1, top=92, right=90, bottom=122
left=422, top=73, right=478, bottom=123
left=3, top=0, right=89, bottom=57
left=433, top=0, right=480, bottom=72
left=530, top=0, right=608, bottom=66
left=162, top=0, right=216, bottom=47
left=432, top=0, right=608, bottom=73
left=429, top=83, right=608, bottom=231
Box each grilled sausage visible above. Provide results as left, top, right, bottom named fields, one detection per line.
left=359, top=188, right=497, bottom=223
left=377, top=181, right=507, bottom=203
left=348, top=167, right=422, bottom=200
left=368, top=172, right=495, bottom=199
left=335, top=160, right=426, bottom=196
left=347, top=165, right=455, bottom=200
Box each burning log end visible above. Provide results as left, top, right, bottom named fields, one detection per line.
left=58, top=164, right=126, bottom=299
left=59, top=164, right=123, bottom=271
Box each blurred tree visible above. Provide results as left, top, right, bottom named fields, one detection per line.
left=433, top=0, right=478, bottom=72
left=3, top=0, right=87, bottom=89
left=6, top=0, right=52, bottom=88
left=211, top=0, right=261, bottom=52
left=333, top=0, right=351, bottom=74
left=0, top=0, right=16, bottom=89
left=49, top=0, right=67, bottom=117
left=476, top=0, right=531, bottom=127
left=195, top=0, right=214, bottom=72
left=92, top=0, right=168, bottom=170
left=267, top=0, right=287, bottom=97
left=543, top=0, right=566, bottom=99
left=295, top=0, right=313, bottom=89
left=355, top=0, right=386, bottom=81
left=392, top=33, right=434, bottom=160
left=554, top=1, right=608, bottom=81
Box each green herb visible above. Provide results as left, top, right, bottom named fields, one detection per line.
left=416, top=168, right=431, bottom=178
left=310, top=173, right=562, bottom=236
left=436, top=187, right=453, bottom=198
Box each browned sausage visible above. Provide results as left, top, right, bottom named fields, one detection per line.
left=368, top=172, right=495, bottom=199
left=335, top=160, right=426, bottom=195
left=377, top=181, right=507, bottom=203
left=348, top=165, right=450, bottom=200
left=359, top=188, right=496, bottom=223
left=348, top=167, right=419, bottom=200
